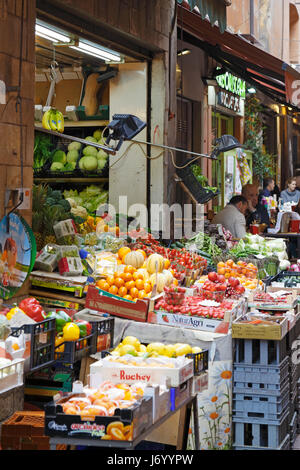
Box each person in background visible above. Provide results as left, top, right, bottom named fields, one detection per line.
left=280, top=177, right=300, bottom=204
left=260, top=177, right=275, bottom=199
left=271, top=182, right=281, bottom=200
left=212, top=195, right=248, bottom=239
left=242, top=184, right=270, bottom=229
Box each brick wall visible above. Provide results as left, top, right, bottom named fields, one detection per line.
left=0, top=0, right=35, bottom=225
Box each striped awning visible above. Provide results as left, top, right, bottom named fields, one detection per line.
left=177, top=0, right=227, bottom=33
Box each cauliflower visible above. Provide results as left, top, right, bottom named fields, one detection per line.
left=71, top=206, right=88, bottom=220
left=66, top=198, right=78, bottom=209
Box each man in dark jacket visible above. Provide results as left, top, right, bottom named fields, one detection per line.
left=242, top=183, right=270, bottom=229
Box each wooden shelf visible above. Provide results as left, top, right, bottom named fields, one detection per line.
left=34, top=177, right=109, bottom=184
left=35, top=120, right=109, bottom=128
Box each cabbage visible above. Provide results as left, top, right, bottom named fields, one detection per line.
left=279, top=260, right=291, bottom=270
left=277, top=250, right=288, bottom=261
left=266, top=239, right=287, bottom=252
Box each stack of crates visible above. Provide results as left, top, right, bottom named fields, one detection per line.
left=288, top=333, right=300, bottom=448
left=233, top=337, right=291, bottom=450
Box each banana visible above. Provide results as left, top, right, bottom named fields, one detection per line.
left=42, top=109, right=52, bottom=130
left=49, top=109, right=58, bottom=131
left=55, top=110, right=64, bottom=133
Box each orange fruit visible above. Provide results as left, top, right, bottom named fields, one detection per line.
left=143, top=282, right=152, bottom=293
left=118, top=286, right=128, bottom=297
left=164, top=259, right=171, bottom=269
left=130, top=287, right=139, bottom=298
left=217, top=262, right=225, bottom=268
left=125, top=280, right=135, bottom=291
left=136, top=249, right=147, bottom=259
left=97, top=281, right=110, bottom=291
left=97, top=279, right=108, bottom=289
left=218, top=268, right=225, bottom=275
left=123, top=295, right=133, bottom=301
left=120, top=272, right=132, bottom=282
left=133, top=272, right=144, bottom=281
left=109, top=285, right=119, bottom=295
left=138, top=290, right=146, bottom=299
left=124, top=265, right=136, bottom=274
left=135, top=279, right=144, bottom=290
left=173, top=279, right=178, bottom=286
left=106, top=276, right=115, bottom=286
left=114, top=277, right=125, bottom=288
left=103, top=225, right=109, bottom=232
left=118, top=247, right=131, bottom=260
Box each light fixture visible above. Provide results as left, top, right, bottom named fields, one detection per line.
left=70, top=41, right=122, bottom=62
left=35, top=22, right=71, bottom=43
left=177, top=49, right=191, bottom=56
left=247, top=87, right=256, bottom=94
left=105, top=114, right=147, bottom=151
left=211, top=135, right=243, bottom=158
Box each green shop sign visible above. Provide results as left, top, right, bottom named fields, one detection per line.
left=216, top=71, right=246, bottom=99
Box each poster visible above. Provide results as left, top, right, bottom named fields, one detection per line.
left=0, top=213, right=36, bottom=299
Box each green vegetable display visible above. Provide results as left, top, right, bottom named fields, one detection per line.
left=185, top=232, right=222, bottom=259
left=191, top=165, right=218, bottom=193
left=63, top=185, right=108, bottom=215
left=34, top=133, right=53, bottom=170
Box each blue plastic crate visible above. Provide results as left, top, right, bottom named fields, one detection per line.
left=234, top=338, right=288, bottom=366
left=233, top=376, right=290, bottom=397
left=233, top=356, right=289, bottom=385
left=233, top=410, right=290, bottom=449
left=233, top=433, right=290, bottom=451
left=233, top=385, right=290, bottom=421
left=290, top=411, right=298, bottom=447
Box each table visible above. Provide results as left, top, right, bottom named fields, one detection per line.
left=49, top=395, right=199, bottom=450
left=263, top=232, right=300, bottom=258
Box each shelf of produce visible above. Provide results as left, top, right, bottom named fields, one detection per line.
left=35, top=121, right=109, bottom=128
left=33, top=177, right=109, bottom=184
left=48, top=395, right=198, bottom=450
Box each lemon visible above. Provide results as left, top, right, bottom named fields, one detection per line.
left=146, top=342, right=166, bottom=356
left=175, top=344, right=192, bottom=357
left=192, top=346, right=202, bottom=354
left=122, top=336, right=140, bottom=350
left=164, top=344, right=177, bottom=358
left=119, top=344, right=138, bottom=356
left=139, top=344, right=147, bottom=353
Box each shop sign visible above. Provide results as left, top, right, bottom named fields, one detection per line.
left=217, top=90, right=242, bottom=113
left=216, top=70, right=246, bottom=98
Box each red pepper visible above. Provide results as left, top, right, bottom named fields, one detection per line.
left=18, top=298, right=45, bottom=322
left=75, top=320, right=92, bottom=338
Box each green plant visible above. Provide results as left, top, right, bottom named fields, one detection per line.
left=244, top=95, right=276, bottom=180
left=33, top=133, right=53, bottom=170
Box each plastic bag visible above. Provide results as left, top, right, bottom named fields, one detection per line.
left=0, top=314, right=11, bottom=340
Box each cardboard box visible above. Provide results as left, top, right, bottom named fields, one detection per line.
left=85, top=286, right=159, bottom=322
left=266, top=285, right=300, bottom=297
left=144, top=385, right=171, bottom=423
left=89, top=358, right=194, bottom=388
left=30, top=271, right=87, bottom=298
left=170, top=379, right=192, bottom=411
left=192, top=372, right=208, bottom=395
left=232, top=314, right=289, bottom=340
left=44, top=393, right=153, bottom=442
left=247, top=291, right=297, bottom=311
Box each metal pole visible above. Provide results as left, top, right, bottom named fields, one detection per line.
left=132, top=139, right=217, bottom=161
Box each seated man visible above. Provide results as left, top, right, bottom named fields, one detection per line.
left=242, top=183, right=270, bottom=229
left=259, top=177, right=275, bottom=200
left=212, top=195, right=248, bottom=239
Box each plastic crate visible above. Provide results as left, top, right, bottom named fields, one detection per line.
left=290, top=411, right=298, bottom=447
left=264, top=271, right=300, bottom=287
left=233, top=356, right=289, bottom=386
left=0, top=411, right=66, bottom=450
left=176, top=165, right=219, bottom=204
left=234, top=376, right=290, bottom=397
left=0, top=359, right=24, bottom=394
left=186, top=349, right=209, bottom=375
left=233, top=433, right=290, bottom=451
left=54, top=331, right=95, bottom=365
left=233, top=384, right=290, bottom=421
left=234, top=337, right=288, bottom=366
left=91, top=317, right=115, bottom=354
left=233, top=410, right=290, bottom=449
left=10, top=318, right=56, bottom=373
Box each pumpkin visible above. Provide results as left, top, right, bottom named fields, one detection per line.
left=136, top=268, right=150, bottom=281
left=123, top=251, right=145, bottom=269
left=150, top=273, right=167, bottom=293
left=162, top=269, right=174, bottom=286
left=146, top=254, right=165, bottom=274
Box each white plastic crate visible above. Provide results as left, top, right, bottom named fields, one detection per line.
left=0, top=359, right=24, bottom=394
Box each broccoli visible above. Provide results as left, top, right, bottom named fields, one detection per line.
left=58, top=199, right=71, bottom=212
left=46, top=197, right=56, bottom=206
left=51, top=190, right=63, bottom=202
